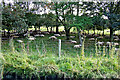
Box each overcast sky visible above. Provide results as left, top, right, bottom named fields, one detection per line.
left=1, top=0, right=118, bottom=19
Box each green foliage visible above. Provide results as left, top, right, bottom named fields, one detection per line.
left=2, top=52, right=119, bottom=79
left=2, top=3, right=28, bottom=33
left=26, top=12, right=43, bottom=29
left=74, top=15, right=93, bottom=30
left=42, top=13, right=56, bottom=27
left=0, top=53, right=5, bottom=79
left=1, top=2, right=120, bottom=78
left=105, top=13, right=120, bottom=31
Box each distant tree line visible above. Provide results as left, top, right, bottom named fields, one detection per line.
left=2, top=1, right=120, bottom=41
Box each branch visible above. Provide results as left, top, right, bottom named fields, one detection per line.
left=58, top=16, right=65, bottom=26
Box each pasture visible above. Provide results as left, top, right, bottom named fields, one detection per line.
left=1, top=1, right=120, bottom=79
left=1, top=29, right=120, bottom=79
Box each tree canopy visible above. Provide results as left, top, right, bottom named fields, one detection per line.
left=2, top=1, right=120, bottom=41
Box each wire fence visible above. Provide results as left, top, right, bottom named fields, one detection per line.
left=1, top=37, right=120, bottom=58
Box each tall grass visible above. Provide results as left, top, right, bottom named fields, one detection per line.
left=1, top=36, right=120, bottom=79
left=0, top=53, right=5, bottom=79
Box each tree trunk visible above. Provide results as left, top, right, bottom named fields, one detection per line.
left=55, top=2, right=59, bottom=34
left=7, top=30, right=10, bottom=37
left=47, top=27, right=49, bottom=32
left=102, top=26, right=104, bottom=36
left=77, top=1, right=82, bottom=45
left=50, top=27, right=52, bottom=32
left=88, top=29, right=89, bottom=34
left=4, top=30, right=6, bottom=36
left=66, top=30, right=70, bottom=40
left=39, top=27, right=41, bottom=31
left=110, top=27, right=113, bottom=41
left=35, top=26, right=37, bottom=32
left=56, top=26, right=59, bottom=33
left=65, top=27, right=70, bottom=40
left=77, top=28, right=82, bottom=45
left=93, top=26, right=96, bottom=35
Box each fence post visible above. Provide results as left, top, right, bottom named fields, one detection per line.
left=59, top=39, right=61, bottom=58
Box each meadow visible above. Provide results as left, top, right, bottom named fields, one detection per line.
left=1, top=27, right=120, bottom=79
left=2, top=1, right=120, bottom=79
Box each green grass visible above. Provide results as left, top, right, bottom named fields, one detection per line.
left=1, top=51, right=119, bottom=79
left=2, top=33, right=120, bottom=56
left=2, top=35, right=81, bottom=57
left=2, top=33, right=120, bottom=58
left=0, top=35, right=103, bottom=57
left=1, top=32, right=120, bottom=79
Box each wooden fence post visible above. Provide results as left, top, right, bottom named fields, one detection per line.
left=59, top=39, right=61, bottom=58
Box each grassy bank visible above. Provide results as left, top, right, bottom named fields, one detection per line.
left=1, top=51, right=119, bottom=79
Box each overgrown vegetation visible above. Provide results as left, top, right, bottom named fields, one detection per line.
left=1, top=36, right=120, bottom=79
left=2, top=52, right=119, bottom=79
left=1, top=1, right=120, bottom=79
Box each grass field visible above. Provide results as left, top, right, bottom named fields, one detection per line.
left=2, top=32, right=120, bottom=57
left=1, top=27, right=120, bottom=79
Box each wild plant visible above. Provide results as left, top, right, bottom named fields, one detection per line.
left=95, top=38, right=98, bottom=57
left=108, top=42, right=113, bottom=57
left=81, top=37, right=85, bottom=58
left=109, top=44, right=115, bottom=59
left=0, top=53, right=5, bottom=80
left=21, top=43, right=26, bottom=53
left=27, top=41, right=29, bottom=54
left=117, top=47, right=120, bottom=76
left=41, top=40, right=46, bottom=54
left=77, top=54, right=81, bottom=65
left=36, top=44, right=41, bottom=55
left=103, top=46, right=106, bottom=57
left=9, top=37, right=15, bottom=53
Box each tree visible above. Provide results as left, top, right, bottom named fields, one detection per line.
left=56, top=2, right=76, bottom=40
left=102, top=1, right=120, bottom=41
left=55, top=2, right=59, bottom=33
left=2, top=2, right=28, bottom=36
left=74, top=2, right=93, bottom=45
left=81, top=1, right=120, bottom=41
left=42, top=13, right=56, bottom=32
left=100, top=15, right=109, bottom=36
left=92, top=15, right=102, bottom=35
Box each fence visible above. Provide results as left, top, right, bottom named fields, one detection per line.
left=1, top=37, right=120, bottom=58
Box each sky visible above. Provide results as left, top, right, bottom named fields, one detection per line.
left=2, top=0, right=117, bottom=19
left=3, top=0, right=14, bottom=4
left=1, top=0, right=119, bottom=3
